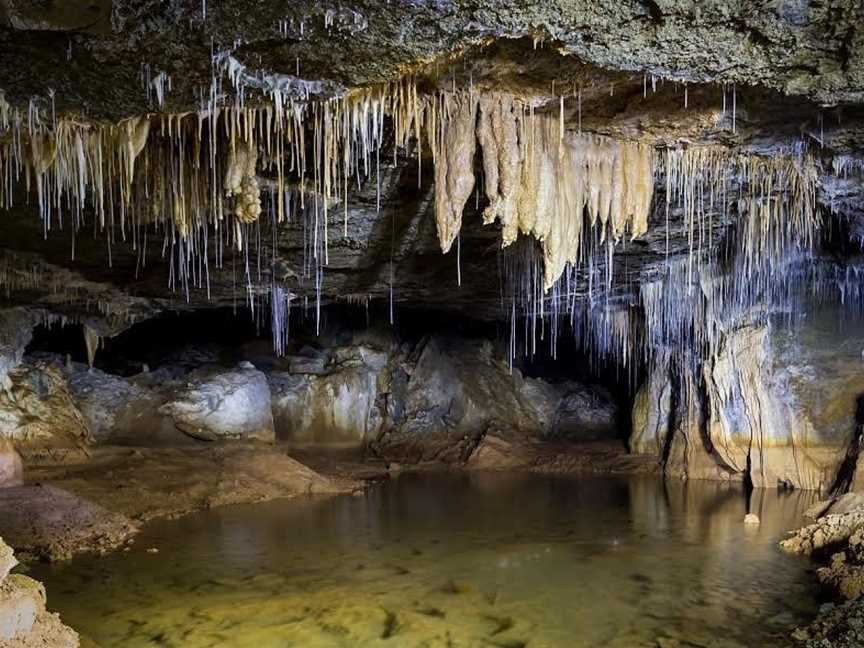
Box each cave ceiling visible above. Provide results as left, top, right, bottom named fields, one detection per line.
left=0, top=0, right=863, bottom=341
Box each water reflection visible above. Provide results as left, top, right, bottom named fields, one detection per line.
left=31, top=474, right=819, bottom=647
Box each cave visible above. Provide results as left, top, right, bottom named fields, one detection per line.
left=1, top=2, right=864, bottom=647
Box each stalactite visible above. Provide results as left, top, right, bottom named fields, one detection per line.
left=0, top=73, right=829, bottom=368
left=432, top=91, right=654, bottom=290
left=83, top=326, right=100, bottom=368
left=429, top=93, right=476, bottom=253
left=225, top=139, right=261, bottom=224
left=476, top=94, right=522, bottom=245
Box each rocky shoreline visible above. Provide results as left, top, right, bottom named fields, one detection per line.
left=781, top=493, right=864, bottom=647
left=0, top=444, right=362, bottom=562
left=0, top=537, right=78, bottom=647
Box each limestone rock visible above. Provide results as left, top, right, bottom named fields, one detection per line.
left=781, top=510, right=864, bottom=556
left=629, top=352, right=672, bottom=456
left=0, top=539, right=16, bottom=583
left=792, top=598, right=864, bottom=648
left=375, top=337, right=546, bottom=463
left=546, top=384, right=619, bottom=440
left=0, top=575, right=43, bottom=640
left=65, top=366, right=149, bottom=442
left=465, top=434, right=532, bottom=471
left=806, top=493, right=864, bottom=520
left=159, top=363, right=275, bottom=442
left=0, top=485, right=138, bottom=562
left=0, top=363, right=90, bottom=465
left=0, top=440, right=22, bottom=488
left=630, top=313, right=864, bottom=491
left=743, top=513, right=760, bottom=525
left=3, top=610, right=79, bottom=648
left=0, top=538, right=78, bottom=647
left=270, top=345, right=388, bottom=444
left=0, top=309, right=40, bottom=395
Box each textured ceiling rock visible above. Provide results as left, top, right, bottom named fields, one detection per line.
left=1, top=1, right=863, bottom=121
left=1, top=0, right=112, bottom=33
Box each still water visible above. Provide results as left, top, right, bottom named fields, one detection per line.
left=32, top=474, right=819, bottom=648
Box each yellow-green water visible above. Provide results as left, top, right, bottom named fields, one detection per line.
left=32, top=474, right=819, bottom=648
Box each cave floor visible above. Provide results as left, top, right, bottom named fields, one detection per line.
left=1, top=440, right=657, bottom=562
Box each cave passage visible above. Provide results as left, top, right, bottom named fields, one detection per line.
left=3, top=2, right=864, bottom=647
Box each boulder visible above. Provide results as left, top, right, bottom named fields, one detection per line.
left=374, top=337, right=548, bottom=462
left=65, top=366, right=150, bottom=442
left=550, top=384, right=619, bottom=439
left=270, top=345, right=389, bottom=444
left=0, top=538, right=78, bottom=647
left=159, top=362, right=275, bottom=442
left=0, top=440, right=22, bottom=488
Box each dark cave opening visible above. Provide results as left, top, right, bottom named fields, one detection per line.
left=25, top=302, right=637, bottom=445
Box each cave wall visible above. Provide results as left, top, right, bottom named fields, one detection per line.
left=0, top=319, right=622, bottom=469
left=630, top=309, right=864, bottom=491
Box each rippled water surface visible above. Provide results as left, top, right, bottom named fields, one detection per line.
left=32, top=474, right=820, bottom=648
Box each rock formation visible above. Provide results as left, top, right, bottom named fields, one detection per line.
left=0, top=363, right=90, bottom=465
left=0, top=537, right=77, bottom=647
left=630, top=307, right=864, bottom=491
left=0, top=440, right=22, bottom=488
left=4, top=3, right=864, bottom=643
left=159, top=362, right=276, bottom=443
left=270, top=343, right=390, bottom=444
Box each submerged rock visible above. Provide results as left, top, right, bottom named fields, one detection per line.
left=159, top=363, right=275, bottom=443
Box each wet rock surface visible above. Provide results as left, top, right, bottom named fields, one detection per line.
left=629, top=312, right=864, bottom=491
left=0, top=484, right=137, bottom=562
left=159, top=363, right=276, bottom=443
left=0, top=446, right=357, bottom=562
left=782, top=492, right=864, bottom=647
left=270, top=343, right=390, bottom=444
left=0, top=537, right=77, bottom=647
